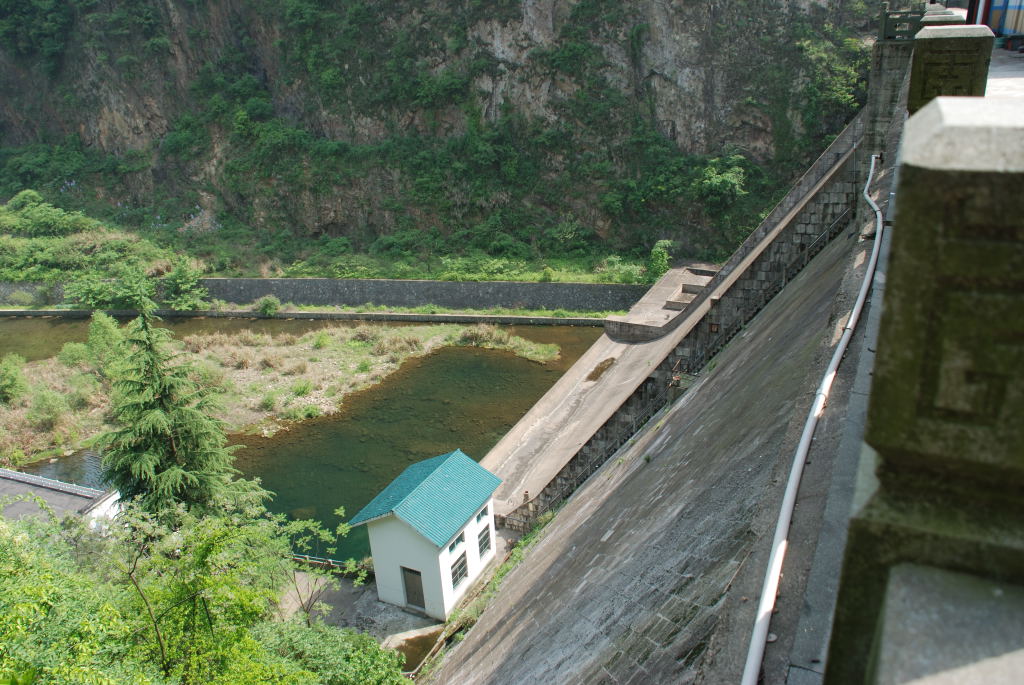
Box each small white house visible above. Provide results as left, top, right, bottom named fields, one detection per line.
left=349, top=449, right=502, bottom=620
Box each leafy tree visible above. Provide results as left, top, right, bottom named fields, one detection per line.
left=100, top=304, right=245, bottom=514
left=693, top=156, right=748, bottom=213
left=160, top=259, right=208, bottom=311
left=0, top=509, right=161, bottom=684
left=64, top=265, right=156, bottom=310
left=646, top=240, right=673, bottom=283
left=85, top=311, right=125, bottom=377
left=254, top=619, right=406, bottom=684
left=111, top=506, right=304, bottom=683
left=0, top=497, right=405, bottom=685
left=0, top=353, right=27, bottom=405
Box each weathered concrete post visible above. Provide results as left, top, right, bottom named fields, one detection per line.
left=825, top=97, right=1024, bottom=683
left=908, top=25, right=994, bottom=113
left=918, top=13, right=966, bottom=28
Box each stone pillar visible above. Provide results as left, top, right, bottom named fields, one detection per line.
left=908, top=25, right=994, bottom=114
left=825, top=97, right=1024, bottom=683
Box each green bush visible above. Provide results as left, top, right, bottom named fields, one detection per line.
left=310, top=330, right=332, bottom=349
left=58, top=342, right=90, bottom=367
left=63, top=274, right=115, bottom=309
left=64, top=267, right=156, bottom=310
left=86, top=311, right=125, bottom=376
left=27, top=389, right=69, bottom=430
left=6, top=189, right=44, bottom=211
left=646, top=239, right=673, bottom=283
left=0, top=354, right=27, bottom=405
left=255, top=295, right=281, bottom=316
left=68, top=373, right=101, bottom=409
left=2, top=290, right=36, bottom=307
left=252, top=619, right=405, bottom=684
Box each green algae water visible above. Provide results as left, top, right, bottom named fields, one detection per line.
left=17, top=318, right=600, bottom=559
left=231, top=325, right=598, bottom=559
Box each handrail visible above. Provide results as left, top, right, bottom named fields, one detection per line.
left=740, top=154, right=886, bottom=685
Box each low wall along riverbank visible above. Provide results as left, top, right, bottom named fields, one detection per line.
left=0, top=279, right=646, bottom=313
left=0, top=309, right=605, bottom=327
left=199, top=278, right=645, bottom=311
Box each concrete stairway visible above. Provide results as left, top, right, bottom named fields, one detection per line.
left=664, top=266, right=719, bottom=310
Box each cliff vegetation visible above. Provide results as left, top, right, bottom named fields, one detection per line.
left=0, top=0, right=871, bottom=279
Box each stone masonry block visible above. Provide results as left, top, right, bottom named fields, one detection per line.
left=875, top=564, right=1024, bottom=684
left=867, top=97, right=1024, bottom=484
left=908, top=26, right=993, bottom=114
left=827, top=98, right=1024, bottom=684
left=919, top=13, right=966, bottom=28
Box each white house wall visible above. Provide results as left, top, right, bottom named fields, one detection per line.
left=367, top=496, right=499, bottom=620
left=367, top=516, right=446, bottom=619
left=437, top=497, right=498, bottom=617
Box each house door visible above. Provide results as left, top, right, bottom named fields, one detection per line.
left=402, top=567, right=425, bottom=609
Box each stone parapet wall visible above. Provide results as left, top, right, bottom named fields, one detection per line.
left=605, top=113, right=863, bottom=346
left=505, top=112, right=867, bottom=532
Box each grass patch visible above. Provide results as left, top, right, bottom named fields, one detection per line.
left=450, top=324, right=559, bottom=363
left=445, top=510, right=557, bottom=641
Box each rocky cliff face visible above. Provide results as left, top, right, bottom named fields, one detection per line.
left=0, top=0, right=869, bottom=260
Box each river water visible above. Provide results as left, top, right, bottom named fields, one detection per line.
left=12, top=316, right=600, bottom=558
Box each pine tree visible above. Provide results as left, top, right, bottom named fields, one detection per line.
left=101, top=303, right=243, bottom=514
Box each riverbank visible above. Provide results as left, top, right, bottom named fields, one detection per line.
left=0, top=304, right=614, bottom=326
left=0, top=321, right=559, bottom=466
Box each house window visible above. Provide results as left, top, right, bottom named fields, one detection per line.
left=448, top=531, right=465, bottom=554
left=476, top=505, right=488, bottom=523
left=451, top=552, right=468, bottom=589
left=478, top=526, right=491, bottom=557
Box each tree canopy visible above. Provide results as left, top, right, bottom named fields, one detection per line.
left=100, top=304, right=249, bottom=515
left=0, top=500, right=405, bottom=684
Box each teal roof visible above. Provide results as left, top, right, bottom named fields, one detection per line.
left=348, top=449, right=502, bottom=548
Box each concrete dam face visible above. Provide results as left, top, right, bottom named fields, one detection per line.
left=435, top=13, right=1023, bottom=684
left=434, top=230, right=874, bottom=684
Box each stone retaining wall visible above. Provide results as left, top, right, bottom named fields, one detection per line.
left=200, top=278, right=644, bottom=312
left=0, top=309, right=603, bottom=327
left=0, top=278, right=638, bottom=313
left=0, top=278, right=645, bottom=313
